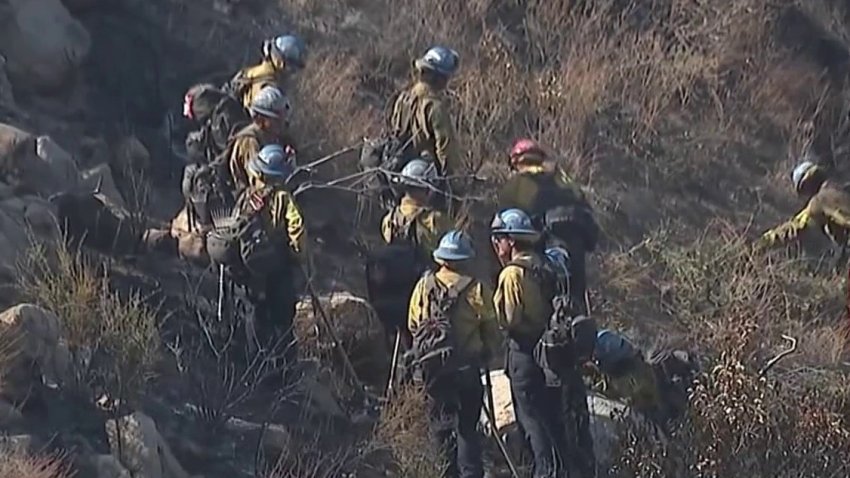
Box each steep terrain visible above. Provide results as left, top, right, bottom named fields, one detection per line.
left=1, top=0, right=850, bottom=477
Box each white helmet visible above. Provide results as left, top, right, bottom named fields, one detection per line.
left=250, top=86, right=291, bottom=119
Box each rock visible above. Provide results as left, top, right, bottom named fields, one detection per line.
left=0, top=304, right=72, bottom=398
left=80, top=163, right=127, bottom=210
left=297, top=362, right=348, bottom=421
left=0, top=55, right=16, bottom=109
left=294, top=291, right=389, bottom=387
left=89, top=454, right=132, bottom=478
left=0, top=434, right=33, bottom=454
left=0, top=398, right=24, bottom=428
left=106, top=411, right=191, bottom=478
left=0, top=193, right=57, bottom=279
left=0, top=0, right=91, bottom=93
left=480, top=368, right=656, bottom=469
left=111, top=136, right=150, bottom=177
left=36, top=136, right=80, bottom=189
left=0, top=124, right=72, bottom=196
left=50, top=189, right=141, bottom=255
left=225, top=418, right=292, bottom=456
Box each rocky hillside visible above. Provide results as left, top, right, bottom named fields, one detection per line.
left=1, top=0, right=850, bottom=477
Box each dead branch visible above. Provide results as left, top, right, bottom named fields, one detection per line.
left=759, top=334, right=798, bottom=377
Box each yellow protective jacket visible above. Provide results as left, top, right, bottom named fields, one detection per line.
left=233, top=60, right=286, bottom=111
left=498, top=164, right=587, bottom=213
left=389, top=81, right=460, bottom=175
left=493, top=251, right=552, bottom=345
left=239, top=182, right=306, bottom=257
left=759, top=181, right=850, bottom=249
left=381, top=195, right=452, bottom=255
left=602, top=360, right=661, bottom=412
left=408, top=267, right=501, bottom=361
left=227, top=124, right=293, bottom=193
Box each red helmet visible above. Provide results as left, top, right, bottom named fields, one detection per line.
left=509, top=138, right=546, bottom=165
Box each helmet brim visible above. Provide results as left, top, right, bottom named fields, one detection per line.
left=250, top=106, right=282, bottom=119
left=248, top=158, right=289, bottom=178
left=433, top=250, right=474, bottom=262
left=414, top=58, right=451, bottom=76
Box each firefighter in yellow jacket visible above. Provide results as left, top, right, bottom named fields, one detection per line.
left=237, top=144, right=306, bottom=371
left=226, top=35, right=307, bottom=110
left=408, top=230, right=500, bottom=478
left=756, top=160, right=850, bottom=251
left=491, top=208, right=568, bottom=477
left=388, top=46, right=462, bottom=177
left=499, top=138, right=599, bottom=316
left=381, top=158, right=453, bottom=258
left=228, top=86, right=294, bottom=194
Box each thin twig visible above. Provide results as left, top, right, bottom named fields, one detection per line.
left=759, top=335, right=798, bottom=377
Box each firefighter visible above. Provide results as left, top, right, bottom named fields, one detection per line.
left=407, top=230, right=500, bottom=478
left=226, top=34, right=307, bottom=110
left=498, top=139, right=598, bottom=315
left=491, top=208, right=568, bottom=478
left=388, top=46, right=462, bottom=177
left=227, top=86, right=295, bottom=194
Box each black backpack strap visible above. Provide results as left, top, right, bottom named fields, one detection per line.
left=390, top=206, right=430, bottom=245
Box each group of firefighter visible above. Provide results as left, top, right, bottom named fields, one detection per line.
left=176, top=32, right=849, bottom=478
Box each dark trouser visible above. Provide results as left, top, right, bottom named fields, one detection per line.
left=563, top=239, right=587, bottom=316
left=248, top=267, right=297, bottom=372
left=507, top=342, right=568, bottom=478
left=560, top=369, right=596, bottom=478
left=428, top=367, right=485, bottom=478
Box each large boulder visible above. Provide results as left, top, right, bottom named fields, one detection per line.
left=89, top=454, right=132, bottom=478
left=1, top=124, right=80, bottom=196
left=0, top=54, right=15, bottom=109
left=36, top=136, right=81, bottom=190
left=80, top=163, right=127, bottom=210
left=0, top=0, right=91, bottom=93
left=294, top=291, right=389, bottom=388
left=0, top=192, right=58, bottom=280
left=480, top=369, right=658, bottom=470
left=105, top=412, right=191, bottom=478
left=0, top=304, right=71, bottom=402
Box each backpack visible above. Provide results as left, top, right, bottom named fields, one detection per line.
left=509, top=258, right=597, bottom=379
left=365, top=208, right=430, bottom=330
left=360, top=133, right=416, bottom=209
left=185, top=87, right=250, bottom=165
left=531, top=174, right=599, bottom=252
left=181, top=161, right=235, bottom=231
left=221, top=69, right=278, bottom=106
left=404, top=272, right=475, bottom=386
left=206, top=187, right=286, bottom=283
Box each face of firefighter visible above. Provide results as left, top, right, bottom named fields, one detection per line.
left=490, top=234, right=514, bottom=265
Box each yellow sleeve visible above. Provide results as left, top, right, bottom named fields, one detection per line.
left=420, top=210, right=452, bottom=252
left=229, top=136, right=257, bottom=192
left=470, top=281, right=501, bottom=357
left=427, top=100, right=461, bottom=175
left=407, top=277, right=427, bottom=334
left=759, top=206, right=814, bottom=248
left=822, top=205, right=850, bottom=230
left=494, top=267, right=525, bottom=333
left=380, top=212, right=393, bottom=244
left=271, top=191, right=306, bottom=255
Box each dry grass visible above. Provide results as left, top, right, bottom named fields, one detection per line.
left=17, top=241, right=159, bottom=405
left=272, top=0, right=850, bottom=475
left=373, top=385, right=447, bottom=478
left=0, top=448, right=70, bottom=478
